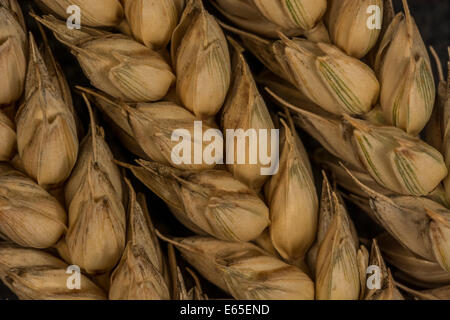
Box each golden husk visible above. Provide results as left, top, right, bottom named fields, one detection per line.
left=211, top=0, right=327, bottom=40
left=221, top=40, right=275, bottom=190
left=0, top=2, right=27, bottom=105
left=364, top=239, right=403, bottom=300
left=165, top=236, right=315, bottom=300
left=0, top=109, right=16, bottom=161
left=35, top=15, right=175, bottom=103
left=81, top=87, right=220, bottom=170
left=314, top=175, right=360, bottom=300
left=377, top=233, right=450, bottom=287
left=265, top=119, right=318, bottom=261
left=0, top=242, right=106, bottom=300
left=35, top=0, right=124, bottom=27
left=345, top=167, right=450, bottom=270
left=396, top=283, right=450, bottom=300
left=171, top=0, right=231, bottom=118
left=123, top=0, right=181, bottom=49
left=328, top=0, right=383, bottom=58
left=273, top=36, right=380, bottom=116
left=16, top=34, right=78, bottom=187
left=125, top=160, right=270, bottom=242
left=345, top=115, right=447, bottom=196
left=0, top=164, right=67, bottom=248
left=64, top=95, right=125, bottom=274
left=109, top=244, right=170, bottom=300
left=268, top=90, right=364, bottom=170
left=374, top=0, right=435, bottom=135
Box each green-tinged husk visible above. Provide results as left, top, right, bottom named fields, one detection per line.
left=34, top=14, right=175, bottom=103
left=374, top=0, right=435, bottom=135
left=272, top=36, right=380, bottom=116
left=327, top=0, right=383, bottom=59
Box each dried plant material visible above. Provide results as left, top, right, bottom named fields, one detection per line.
left=0, top=109, right=16, bottom=161
left=171, top=0, right=231, bottom=118
left=252, top=0, right=327, bottom=32
left=123, top=0, right=181, bottom=49
left=377, top=233, right=450, bottom=286
left=272, top=36, right=380, bottom=116
left=364, top=240, right=403, bottom=300
left=77, top=87, right=147, bottom=159
left=123, top=160, right=270, bottom=242
left=307, top=174, right=338, bottom=273
left=265, top=118, right=318, bottom=261
left=375, top=0, right=435, bottom=135
left=424, top=47, right=446, bottom=152
left=0, top=0, right=27, bottom=105
left=221, top=40, right=275, bottom=190
left=16, top=34, right=78, bottom=187
left=0, top=164, right=67, bottom=248
left=109, top=244, right=170, bottom=300
left=396, top=283, right=450, bottom=300
left=183, top=268, right=208, bottom=300
left=257, top=70, right=323, bottom=114
left=345, top=167, right=450, bottom=271
left=64, top=95, right=125, bottom=274
left=315, top=175, right=360, bottom=300
left=34, top=14, right=175, bottom=103
left=328, top=0, right=383, bottom=58
left=267, top=90, right=364, bottom=170
left=0, top=242, right=106, bottom=300
left=0, top=0, right=26, bottom=30
left=440, top=52, right=450, bottom=203
left=211, top=0, right=297, bottom=38
left=211, top=0, right=328, bottom=41
left=125, top=179, right=167, bottom=279
left=344, top=115, right=447, bottom=196
left=253, top=229, right=280, bottom=258
left=35, top=0, right=124, bottom=27
left=357, top=245, right=369, bottom=299
left=314, top=149, right=391, bottom=198
left=161, top=235, right=314, bottom=300
left=81, top=87, right=220, bottom=171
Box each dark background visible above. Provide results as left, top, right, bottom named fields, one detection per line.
left=0, top=0, right=448, bottom=300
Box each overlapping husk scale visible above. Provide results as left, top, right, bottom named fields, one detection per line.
left=15, top=34, right=78, bottom=187
left=63, top=95, right=126, bottom=275
left=0, top=242, right=106, bottom=300
left=0, top=0, right=27, bottom=106
left=109, top=179, right=170, bottom=300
